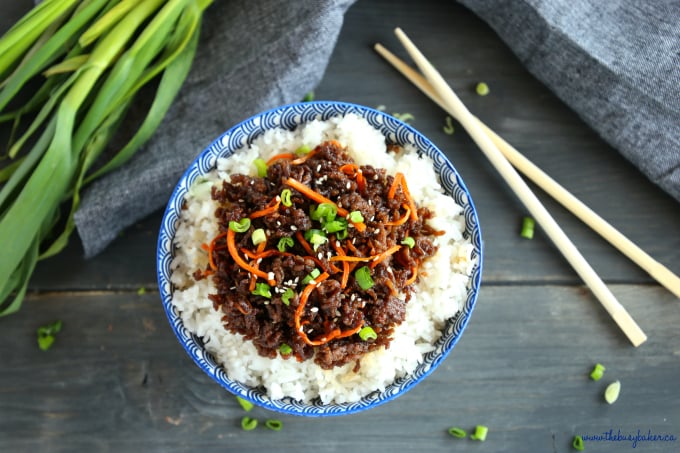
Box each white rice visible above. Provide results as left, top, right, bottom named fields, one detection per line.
left=170, top=113, right=475, bottom=404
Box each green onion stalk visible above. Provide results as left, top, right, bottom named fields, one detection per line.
left=0, top=0, right=213, bottom=316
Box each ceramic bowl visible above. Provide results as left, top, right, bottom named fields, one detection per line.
left=157, top=101, right=483, bottom=416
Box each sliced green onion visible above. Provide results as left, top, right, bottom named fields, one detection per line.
left=604, top=380, right=621, bottom=404
left=447, top=427, right=467, bottom=438
left=309, top=232, right=328, bottom=250
left=301, top=268, right=321, bottom=286
left=302, top=91, right=314, bottom=102
left=241, top=416, right=258, bottom=431
left=236, top=396, right=254, bottom=412
left=37, top=320, right=62, bottom=351
left=265, top=419, right=283, bottom=431
left=310, top=203, right=336, bottom=222
left=295, top=144, right=311, bottom=156
left=589, top=363, right=605, bottom=381
left=520, top=216, right=535, bottom=239
left=279, top=343, right=292, bottom=355
left=476, top=82, right=490, bottom=96
left=348, top=210, right=364, bottom=223
left=277, top=237, right=294, bottom=252
left=253, top=158, right=267, bottom=177
left=251, top=282, right=272, bottom=299
left=358, top=326, right=377, bottom=341
left=281, top=288, right=295, bottom=306
left=251, top=228, right=266, bottom=245
left=401, top=237, right=415, bottom=248
left=280, top=189, right=292, bottom=207
left=470, top=425, right=488, bottom=441
left=323, top=218, right=347, bottom=234
left=392, top=112, right=414, bottom=123
left=137, top=287, right=146, bottom=295
left=355, top=266, right=374, bottom=290
left=229, top=218, right=251, bottom=233
left=572, top=435, right=585, bottom=451
left=443, top=116, right=455, bottom=135
left=335, top=228, right=348, bottom=240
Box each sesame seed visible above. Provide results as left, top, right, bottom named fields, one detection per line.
left=346, top=182, right=351, bottom=189
left=350, top=294, right=356, bottom=301
left=335, top=241, right=340, bottom=248
left=316, top=164, right=321, bottom=172
left=268, top=272, right=275, bottom=280
left=310, top=307, right=319, bottom=313
left=276, top=221, right=281, bottom=226
left=290, top=225, right=298, bottom=231
left=317, top=252, right=323, bottom=259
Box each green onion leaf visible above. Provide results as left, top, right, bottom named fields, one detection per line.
left=589, top=363, right=605, bottom=381
left=36, top=319, right=62, bottom=351
left=604, top=380, right=621, bottom=404
left=229, top=218, right=251, bottom=233
left=572, top=435, right=585, bottom=451
left=470, top=425, right=488, bottom=441
left=348, top=210, right=364, bottom=223
left=301, top=268, right=321, bottom=286
left=281, top=288, right=295, bottom=306
left=302, top=91, right=314, bottom=102
left=251, top=228, right=266, bottom=245
left=277, top=237, right=294, bottom=252
left=323, top=218, right=347, bottom=234
left=280, top=189, right=292, bottom=207
left=37, top=335, right=55, bottom=351
left=476, top=82, right=490, bottom=96
left=265, top=419, right=284, bottom=431
left=443, top=116, right=455, bottom=135
left=295, top=144, right=311, bottom=156
left=310, top=203, right=336, bottom=222
left=241, top=416, right=258, bottom=431
left=447, top=427, right=467, bottom=438
left=137, top=287, right=146, bottom=295
left=520, top=216, right=535, bottom=239
left=236, top=396, right=254, bottom=412
left=335, top=228, right=348, bottom=240
left=401, top=237, right=415, bottom=248
left=392, top=112, right=414, bottom=123
left=251, top=282, right=272, bottom=299
left=279, top=343, right=292, bottom=355
left=355, top=266, right=374, bottom=290
left=358, top=326, right=377, bottom=341
left=253, top=158, right=267, bottom=177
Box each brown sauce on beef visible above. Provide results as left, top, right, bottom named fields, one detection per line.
left=201, top=140, right=439, bottom=369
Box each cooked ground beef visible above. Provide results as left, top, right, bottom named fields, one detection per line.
left=201, top=140, right=440, bottom=369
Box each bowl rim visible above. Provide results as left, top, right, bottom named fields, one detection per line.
left=156, top=100, right=484, bottom=416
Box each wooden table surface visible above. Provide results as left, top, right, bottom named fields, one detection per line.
left=2, top=1, right=679, bottom=452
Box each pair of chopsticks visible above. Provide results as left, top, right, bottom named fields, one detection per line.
left=376, top=28, right=679, bottom=347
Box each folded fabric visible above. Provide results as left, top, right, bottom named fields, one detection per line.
left=74, top=0, right=356, bottom=258
left=457, top=0, right=680, bottom=203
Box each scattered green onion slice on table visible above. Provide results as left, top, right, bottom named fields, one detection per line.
left=358, top=326, right=377, bottom=341
left=604, top=380, right=621, bottom=404
left=251, top=228, right=266, bottom=245
left=253, top=158, right=267, bottom=177
left=236, top=396, right=254, bottom=412
left=447, top=427, right=467, bottom=438
left=476, top=82, right=490, bottom=96
left=355, top=266, right=374, bottom=290
left=265, top=419, right=283, bottom=431
left=229, top=218, right=251, bottom=233
left=251, top=282, right=271, bottom=299
left=37, top=320, right=62, bottom=351
left=302, top=91, right=314, bottom=102
left=443, top=116, right=455, bottom=135
left=401, top=237, right=415, bottom=248
left=277, top=237, right=294, bottom=252
left=280, top=189, right=292, bottom=207
left=241, top=416, right=258, bottom=431
left=470, top=425, right=488, bottom=441
left=589, top=363, right=605, bottom=381
left=572, top=435, right=585, bottom=451
left=520, top=216, right=535, bottom=239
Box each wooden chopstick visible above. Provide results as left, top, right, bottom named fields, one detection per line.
left=387, top=27, right=647, bottom=346
left=374, top=43, right=680, bottom=299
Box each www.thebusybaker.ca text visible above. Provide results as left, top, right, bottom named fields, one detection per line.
left=581, top=429, right=677, bottom=449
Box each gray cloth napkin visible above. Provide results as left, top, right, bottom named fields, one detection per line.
left=458, top=0, right=680, bottom=202
left=74, top=0, right=356, bottom=258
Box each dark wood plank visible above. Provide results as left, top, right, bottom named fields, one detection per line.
left=0, top=285, right=677, bottom=451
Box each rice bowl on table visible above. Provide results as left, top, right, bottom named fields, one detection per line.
left=157, top=102, right=483, bottom=416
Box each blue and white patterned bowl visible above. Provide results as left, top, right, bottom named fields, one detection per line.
left=157, top=101, right=483, bottom=417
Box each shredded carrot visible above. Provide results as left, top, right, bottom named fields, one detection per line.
left=285, top=177, right=346, bottom=215
left=369, top=244, right=402, bottom=269
left=207, top=232, right=228, bottom=271
left=339, top=163, right=366, bottom=192
left=385, top=204, right=411, bottom=226
left=266, top=152, right=295, bottom=165
left=384, top=278, right=397, bottom=296
left=404, top=264, right=418, bottom=286
left=334, top=323, right=363, bottom=339
left=398, top=173, right=418, bottom=221
left=290, top=148, right=319, bottom=165
left=387, top=172, right=403, bottom=199
left=345, top=239, right=361, bottom=256
left=330, top=238, right=350, bottom=288
left=295, top=272, right=330, bottom=346
left=294, top=230, right=315, bottom=256
left=200, top=243, right=210, bottom=252
left=329, top=255, right=373, bottom=263
left=240, top=248, right=290, bottom=260
left=226, top=229, right=275, bottom=284
left=249, top=196, right=281, bottom=219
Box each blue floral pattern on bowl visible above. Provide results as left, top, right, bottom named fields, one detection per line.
left=157, top=101, right=483, bottom=416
